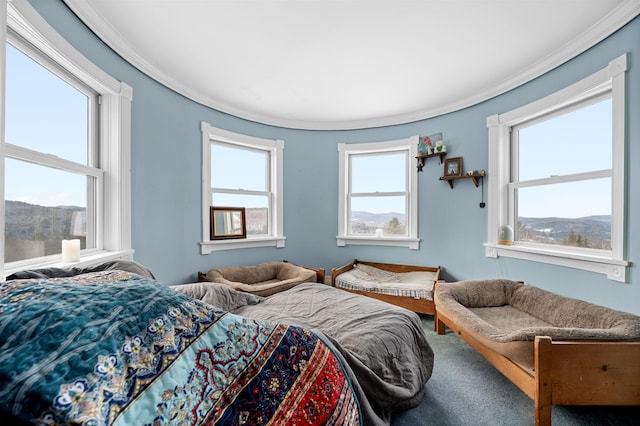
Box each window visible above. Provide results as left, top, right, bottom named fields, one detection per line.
left=200, top=121, right=284, bottom=253
left=514, top=97, right=612, bottom=249
left=485, top=54, right=628, bottom=281
left=5, top=41, right=99, bottom=263
left=337, top=136, right=419, bottom=249
left=1, top=2, right=132, bottom=277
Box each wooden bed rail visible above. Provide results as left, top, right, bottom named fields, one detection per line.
left=437, top=311, right=640, bottom=425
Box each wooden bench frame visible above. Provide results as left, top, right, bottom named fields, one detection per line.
left=436, top=310, right=640, bottom=425
left=331, top=259, right=440, bottom=315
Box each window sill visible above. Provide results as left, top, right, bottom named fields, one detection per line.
left=200, top=236, right=286, bottom=254
left=3, top=249, right=135, bottom=279
left=484, top=243, right=629, bottom=282
left=337, top=236, right=420, bottom=250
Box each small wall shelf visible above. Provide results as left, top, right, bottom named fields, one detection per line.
left=416, top=151, right=447, bottom=171
left=439, top=172, right=486, bottom=189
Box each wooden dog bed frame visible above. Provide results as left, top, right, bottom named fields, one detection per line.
left=436, top=310, right=640, bottom=425
left=331, top=259, right=440, bottom=315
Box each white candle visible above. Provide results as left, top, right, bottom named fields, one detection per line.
left=61, top=239, right=81, bottom=263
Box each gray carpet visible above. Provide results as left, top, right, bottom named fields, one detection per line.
left=390, top=315, right=640, bottom=426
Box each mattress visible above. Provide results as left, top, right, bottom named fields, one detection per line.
left=335, top=263, right=437, bottom=300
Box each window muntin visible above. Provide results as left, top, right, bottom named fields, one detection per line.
left=337, top=137, right=419, bottom=249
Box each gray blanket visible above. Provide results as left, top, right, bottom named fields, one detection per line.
left=172, top=281, right=434, bottom=426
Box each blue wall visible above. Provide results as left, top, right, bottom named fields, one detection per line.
left=30, top=1, right=640, bottom=314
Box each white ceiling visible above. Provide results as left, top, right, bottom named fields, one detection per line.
left=63, top=0, right=639, bottom=130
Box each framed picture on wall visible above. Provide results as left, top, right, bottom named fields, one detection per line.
left=444, top=157, right=462, bottom=177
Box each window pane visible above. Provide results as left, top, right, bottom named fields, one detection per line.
left=516, top=178, right=611, bottom=250
left=350, top=196, right=406, bottom=235
left=518, top=98, right=612, bottom=181
left=351, top=152, right=406, bottom=193
left=4, top=159, right=88, bottom=262
left=5, top=43, right=89, bottom=164
left=212, top=192, right=269, bottom=235
left=211, top=143, right=268, bottom=191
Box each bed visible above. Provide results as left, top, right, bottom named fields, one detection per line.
left=0, top=267, right=360, bottom=425
left=196, top=261, right=322, bottom=296
left=331, top=259, right=441, bottom=315
left=173, top=280, right=434, bottom=425
left=1, top=261, right=434, bottom=426
left=435, top=279, right=640, bottom=425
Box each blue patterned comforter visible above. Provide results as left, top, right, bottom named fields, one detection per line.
left=0, top=271, right=361, bottom=425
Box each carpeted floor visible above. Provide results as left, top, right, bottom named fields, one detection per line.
left=390, top=315, right=640, bottom=426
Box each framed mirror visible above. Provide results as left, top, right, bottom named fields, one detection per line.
left=210, top=206, right=246, bottom=240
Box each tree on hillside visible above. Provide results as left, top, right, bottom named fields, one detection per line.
left=564, top=228, right=592, bottom=248
left=385, top=217, right=405, bottom=235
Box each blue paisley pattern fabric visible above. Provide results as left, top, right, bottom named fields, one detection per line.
left=0, top=271, right=361, bottom=425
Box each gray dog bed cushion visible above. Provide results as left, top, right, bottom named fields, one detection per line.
left=435, top=279, right=640, bottom=370
left=199, top=261, right=317, bottom=297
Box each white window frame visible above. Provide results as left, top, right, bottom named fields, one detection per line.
left=200, top=121, right=285, bottom=253
left=337, top=136, right=419, bottom=249
left=484, top=54, right=628, bottom=282
left=1, top=0, right=133, bottom=278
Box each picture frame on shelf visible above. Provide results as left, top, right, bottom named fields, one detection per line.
left=444, top=157, right=462, bottom=177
